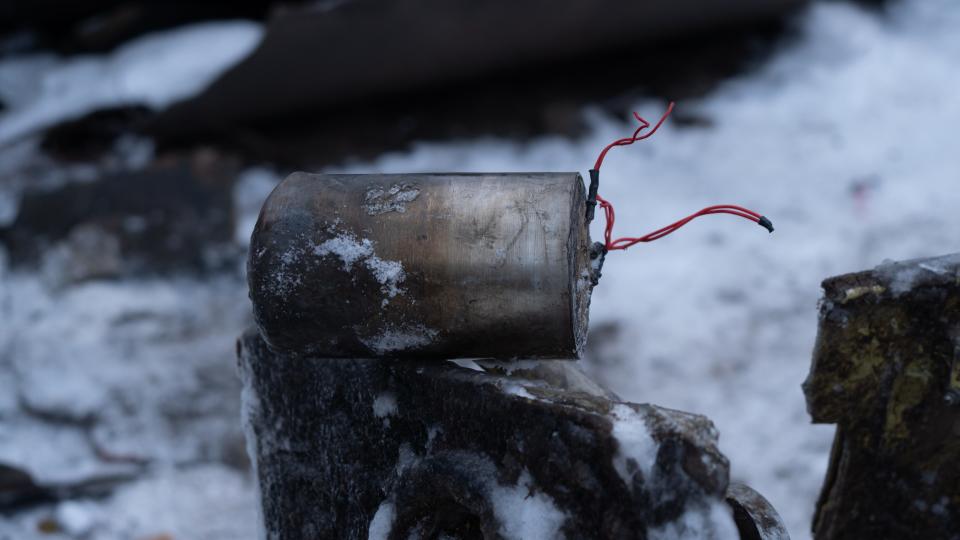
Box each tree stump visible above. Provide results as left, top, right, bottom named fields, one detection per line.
left=238, top=329, right=788, bottom=539
left=804, top=253, right=960, bottom=540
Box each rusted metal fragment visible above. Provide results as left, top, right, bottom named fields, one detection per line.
left=247, top=172, right=597, bottom=360
left=236, top=329, right=763, bottom=539
left=804, top=253, right=960, bottom=540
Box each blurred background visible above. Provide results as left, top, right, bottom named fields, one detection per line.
left=0, top=0, right=957, bottom=538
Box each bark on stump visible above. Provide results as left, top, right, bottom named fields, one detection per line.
left=804, top=253, right=960, bottom=540
left=238, top=329, right=787, bottom=539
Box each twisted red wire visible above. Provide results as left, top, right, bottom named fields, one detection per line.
left=594, top=102, right=675, bottom=171
left=594, top=102, right=769, bottom=251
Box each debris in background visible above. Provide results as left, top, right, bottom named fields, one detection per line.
left=1, top=150, right=241, bottom=276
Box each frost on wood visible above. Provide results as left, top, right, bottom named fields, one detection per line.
left=372, top=392, right=398, bottom=419
left=489, top=469, right=567, bottom=539
left=873, top=252, right=960, bottom=297
left=610, top=403, right=659, bottom=488
left=805, top=252, right=960, bottom=540
left=238, top=340, right=267, bottom=540
left=647, top=501, right=740, bottom=540
left=237, top=329, right=743, bottom=540
left=367, top=501, right=395, bottom=540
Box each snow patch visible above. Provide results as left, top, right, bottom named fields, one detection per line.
left=367, top=501, right=396, bottom=540
left=0, top=465, right=261, bottom=540
left=313, top=232, right=406, bottom=304
left=395, top=443, right=419, bottom=473
left=2, top=275, right=250, bottom=480
left=577, top=269, right=595, bottom=294
left=448, top=358, right=485, bottom=372
left=875, top=254, right=960, bottom=296
left=0, top=21, right=264, bottom=145
left=314, top=234, right=374, bottom=270
left=372, top=392, right=398, bottom=418
left=368, top=452, right=564, bottom=540
left=647, top=501, right=740, bottom=540
left=610, top=404, right=658, bottom=490
left=490, top=470, right=567, bottom=540
left=267, top=244, right=305, bottom=296
left=363, top=446, right=419, bottom=538
left=99, top=465, right=257, bottom=540
left=55, top=500, right=100, bottom=537
left=502, top=383, right=536, bottom=400
left=366, top=258, right=405, bottom=301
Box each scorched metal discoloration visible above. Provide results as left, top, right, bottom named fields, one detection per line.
left=247, top=172, right=598, bottom=359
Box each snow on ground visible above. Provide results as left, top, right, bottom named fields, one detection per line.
left=0, top=20, right=263, bottom=147
left=0, top=465, right=257, bottom=540
left=2, top=0, right=959, bottom=538
left=335, top=1, right=960, bottom=536
left=2, top=276, right=251, bottom=474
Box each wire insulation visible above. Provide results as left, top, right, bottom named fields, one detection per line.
left=592, top=102, right=772, bottom=251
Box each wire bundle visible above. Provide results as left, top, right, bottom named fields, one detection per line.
left=592, top=102, right=772, bottom=252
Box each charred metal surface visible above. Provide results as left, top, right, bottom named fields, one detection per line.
left=804, top=253, right=960, bottom=540
left=726, top=483, right=790, bottom=540
left=248, top=172, right=596, bottom=360
left=237, top=329, right=750, bottom=540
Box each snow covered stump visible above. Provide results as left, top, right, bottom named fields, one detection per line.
left=805, top=253, right=960, bottom=540
left=242, top=172, right=788, bottom=539
left=238, top=329, right=774, bottom=539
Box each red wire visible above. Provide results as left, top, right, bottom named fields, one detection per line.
left=593, top=102, right=768, bottom=251
left=594, top=102, right=675, bottom=171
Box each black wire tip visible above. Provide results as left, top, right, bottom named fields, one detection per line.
left=585, top=169, right=600, bottom=222
left=757, top=216, right=774, bottom=233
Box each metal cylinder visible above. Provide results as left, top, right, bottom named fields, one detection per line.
left=247, top=172, right=597, bottom=359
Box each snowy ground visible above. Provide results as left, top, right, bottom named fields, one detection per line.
left=0, top=21, right=262, bottom=146
left=2, top=0, right=959, bottom=538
